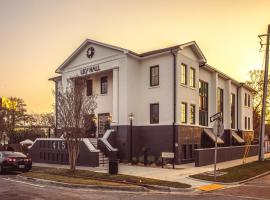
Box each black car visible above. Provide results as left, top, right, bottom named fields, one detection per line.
left=0, top=151, right=32, bottom=174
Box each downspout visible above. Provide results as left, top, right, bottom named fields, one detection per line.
left=171, top=50, right=177, bottom=168
left=237, top=83, right=244, bottom=131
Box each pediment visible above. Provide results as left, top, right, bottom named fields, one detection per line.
left=56, top=39, right=128, bottom=73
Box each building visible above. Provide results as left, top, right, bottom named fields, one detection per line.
left=50, top=39, right=254, bottom=164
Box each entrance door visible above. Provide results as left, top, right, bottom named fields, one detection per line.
left=98, top=113, right=110, bottom=137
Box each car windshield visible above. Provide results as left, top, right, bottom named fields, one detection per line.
left=2, top=152, right=26, bottom=158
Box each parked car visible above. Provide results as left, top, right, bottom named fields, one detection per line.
left=0, top=151, right=32, bottom=174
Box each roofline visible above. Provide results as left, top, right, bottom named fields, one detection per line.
left=201, top=64, right=256, bottom=93
left=48, top=76, right=61, bottom=82
left=55, top=39, right=207, bottom=73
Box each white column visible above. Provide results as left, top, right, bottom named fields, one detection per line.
left=224, top=79, right=231, bottom=129
left=210, top=72, right=218, bottom=125
left=112, top=67, right=119, bottom=125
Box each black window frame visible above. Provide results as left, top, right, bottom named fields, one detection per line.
left=181, top=63, right=187, bottom=85
left=86, top=79, right=93, bottom=96
left=190, top=104, right=196, bottom=124
left=100, top=76, right=108, bottom=94
left=199, top=80, right=208, bottom=126
left=217, top=88, right=224, bottom=121
left=245, top=117, right=247, bottom=130
left=150, top=65, right=159, bottom=87
left=150, top=103, right=159, bottom=124
left=181, top=102, right=187, bottom=123
left=190, top=67, right=196, bottom=88
left=231, top=93, right=236, bottom=129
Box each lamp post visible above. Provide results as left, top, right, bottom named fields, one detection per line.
left=128, top=113, right=134, bottom=163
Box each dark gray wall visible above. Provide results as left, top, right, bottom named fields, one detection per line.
left=29, top=139, right=99, bottom=167
left=194, top=145, right=259, bottom=167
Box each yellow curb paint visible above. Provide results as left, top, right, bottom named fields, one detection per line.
left=197, top=184, right=224, bottom=191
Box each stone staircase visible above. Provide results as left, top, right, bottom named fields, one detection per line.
left=89, top=138, right=109, bottom=167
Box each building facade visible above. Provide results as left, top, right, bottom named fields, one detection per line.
left=50, top=39, right=254, bottom=164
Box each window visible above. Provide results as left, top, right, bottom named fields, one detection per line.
left=245, top=117, right=247, bottom=130
left=199, top=80, right=208, bottom=126
left=150, top=65, right=159, bottom=86
left=150, top=103, right=159, bottom=124
left=100, top=76, right=108, bottom=94
left=217, top=88, right=224, bottom=121
left=190, top=104, right=195, bottom=124
left=190, top=68, right=195, bottom=88
left=245, top=93, right=251, bottom=107
left=86, top=79, right=93, bottom=96
left=248, top=117, right=251, bottom=130
left=231, top=93, right=236, bottom=129
left=181, top=63, right=187, bottom=85
left=181, top=103, right=187, bottom=123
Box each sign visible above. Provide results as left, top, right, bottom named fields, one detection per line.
left=213, top=121, right=224, bottom=137
left=161, top=152, right=174, bottom=158
left=80, top=65, right=100, bottom=75
left=210, top=112, right=222, bottom=122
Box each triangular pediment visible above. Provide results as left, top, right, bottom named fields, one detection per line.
left=56, top=39, right=128, bottom=73
left=179, top=41, right=207, bottom=63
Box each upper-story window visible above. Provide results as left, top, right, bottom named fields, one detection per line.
left=231, top=93, right=236, bottom=129
left=190, top=104, right=196, bottom=124
left=150, top=65, right=159, bottom=87
left=199, top=80, right=208, bottom=126
left=86, top=79, right=93, bottom=96
left=217, top=88, right=224, bottom=119
left=100, top=76, right=108, bottom=94
left=181, top=102, right=187, bottom=123
left=245, top=93, right=251, bottom=107
left=190, top=68, right=196, bottom=88
left=150, top=103, right=159, bottom=124
left=181, top=63, right=187, bottom=85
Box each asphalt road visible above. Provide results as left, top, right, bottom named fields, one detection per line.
left=0, top=172, right=269, bottom=200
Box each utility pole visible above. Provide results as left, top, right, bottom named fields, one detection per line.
left=259, top=24, right=270, bottom=161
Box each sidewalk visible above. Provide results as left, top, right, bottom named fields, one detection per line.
left=33, top=153, right=270, bottom=188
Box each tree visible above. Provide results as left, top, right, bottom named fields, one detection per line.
left=246, top=70, right=270, bottom=137
left=56, top=79, right=97, bottom=172
left=0, top=97, right=28, bottom=145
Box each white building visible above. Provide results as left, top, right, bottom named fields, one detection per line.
left=50, top=39, right=254, bottom=163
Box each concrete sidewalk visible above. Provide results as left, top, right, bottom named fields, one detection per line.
left=33, top=153, right=270, bottom=188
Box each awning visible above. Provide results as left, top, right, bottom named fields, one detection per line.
left=203, top=129, right=224, bottom=144
left=232, top=131, right=245, bottom=143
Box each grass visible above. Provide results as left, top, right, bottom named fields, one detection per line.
left=190, top=159, right=270, bottom=183
left=21, top=166, right=191, bottom=188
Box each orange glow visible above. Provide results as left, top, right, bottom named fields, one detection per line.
left=0, top=0, right=269, bottom=113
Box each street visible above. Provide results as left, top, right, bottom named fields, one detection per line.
left=1, top=173, right=270, bottom=200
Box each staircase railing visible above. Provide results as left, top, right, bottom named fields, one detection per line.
left=98, top=129, right=118, bottom=160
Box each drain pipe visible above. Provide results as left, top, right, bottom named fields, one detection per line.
left=171, top=50, right=177, bottom=168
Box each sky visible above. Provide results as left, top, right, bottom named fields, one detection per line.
left=0, top=0, right=269, bottom=114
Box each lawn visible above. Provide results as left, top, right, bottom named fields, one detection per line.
left=22, top=166, right=191, bottom=188
left=190, top=159, right=270, bottom=183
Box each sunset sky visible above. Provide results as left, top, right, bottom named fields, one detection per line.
left=0, top=0, right=269, bottom=114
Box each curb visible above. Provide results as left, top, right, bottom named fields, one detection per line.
left=17, top=175, right=192, bottom=193
left=188, top=170, right=270, bottom=185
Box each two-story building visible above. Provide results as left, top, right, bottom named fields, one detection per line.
left=50, top=39, right=254, bottom=164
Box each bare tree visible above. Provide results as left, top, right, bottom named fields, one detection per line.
left=246, top=70, right=270, bottom=137
left=56, top=79, right=97, bottom=172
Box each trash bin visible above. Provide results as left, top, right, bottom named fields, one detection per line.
left=109, top=159, right=119, bottom=175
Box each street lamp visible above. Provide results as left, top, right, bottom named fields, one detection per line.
left=128, top=113, right=134, bottom=163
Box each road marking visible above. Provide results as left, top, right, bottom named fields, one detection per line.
left=2, top=178, right=45, bottom=188
left=197, top=184, right=224, bottom=191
